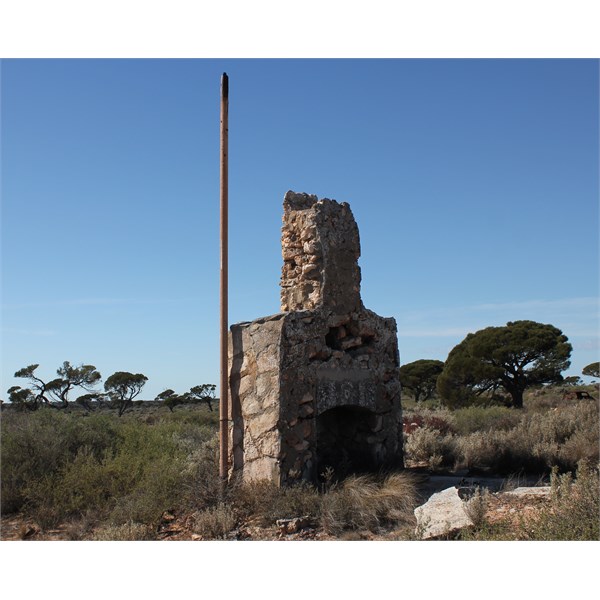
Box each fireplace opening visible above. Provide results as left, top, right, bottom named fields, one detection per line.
left=316, top=405, right=378, bottom=480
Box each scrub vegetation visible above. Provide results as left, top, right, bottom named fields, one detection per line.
left=2, top=321, right=598, bottom=540
left=1, top=382, right=597, bottom=541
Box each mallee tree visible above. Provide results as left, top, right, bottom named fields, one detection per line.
left=11, top=362, right=101, bottom=409
left=104, top=371, right=148, bottom=417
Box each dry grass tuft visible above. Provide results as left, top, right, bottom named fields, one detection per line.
left=321, top=472, right=418, bottom=535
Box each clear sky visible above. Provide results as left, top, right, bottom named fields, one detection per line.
left=1, top=59, right=598, bottom=399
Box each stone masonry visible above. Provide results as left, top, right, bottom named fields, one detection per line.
left=228, top=191, right=403, bottom=485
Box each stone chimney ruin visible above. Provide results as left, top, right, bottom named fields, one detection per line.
left=228, top=191, right=403, bottom=485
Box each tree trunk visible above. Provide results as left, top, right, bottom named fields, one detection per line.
left=509, top=388, right=524, bottom=409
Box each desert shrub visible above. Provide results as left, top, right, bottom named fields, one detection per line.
left=102, top=424, right=218, bottom=526
left=61, top=413, right=120, bottom=460
left=451, top=400, right=599, bottom=474
left=91, top=521, right=155, bottom=541
left=558, top=427, right=600, bottom=467
left=522, top=462, right=599, bottom=540
left=451, top=406, right=521, bottom=435
left=520, top=402, right=598, bottom=471
left=21, top=429, right=190, bottom=528
left=455, top=428, right=560, bottom=474
left=1, top=410, right=123, bottom=514
left=1, top=410, right=76, bottom=513
left=525, top=385, right=598, bottom=412
left=459, top=462, right=599, bottom=541
left=63, top=512, right=97, bottom=541
left=154, top=407, right=219, bottom=429
left=191, top=504, right=237, bottom=539
left=455, top=431, right=503, bottom=472
left=524, top=409, right=578, bottom=446
left=2, top=407, right=222, bottom=529
left=320, top=472, right=418, bottom=535
left=462, top=487, right=491, bottom=528
left=401, top=395, right=443, bottom=411
left=230, top=479, right=321, bottom=527
left=179, top=434, right=221, bottom=509
left=23, top=447, right=114, bottom=528
left=524, top=390, right=564, bottom=412
left=109, top=454, right=188, bottom=525
left=403, top=427, right=456, bottom=469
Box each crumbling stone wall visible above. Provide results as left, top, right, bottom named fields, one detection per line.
left=229, top=191, right=403, bottom=485
left=280, top=193, right=362, bottom=314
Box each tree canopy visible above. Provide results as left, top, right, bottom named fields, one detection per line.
left=582, top=362, right=599, bottom=379
left=437, top=320, right=572, bottom=409
left=186, top=384, right=216, bottom=411
left=6, top=386, right=37, bottom=411
left=48, top=362, right=102, bottom=407
left=104, top=372, right=148, bottom=416
left=155, top=385, right=216, bottom=412
left=13, top=362, right=101, bottom=409
left=399, top=359, right=444, bottom=403
left=155, top=389, right=182, bottom=412
left=8, top=360, right=216, bottom=417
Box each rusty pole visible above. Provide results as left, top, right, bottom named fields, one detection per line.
left=219, top=73, right=229, bottom=481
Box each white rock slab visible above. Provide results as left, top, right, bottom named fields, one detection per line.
left=414, top=487, right=473, bottom=540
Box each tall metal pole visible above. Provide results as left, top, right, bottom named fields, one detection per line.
left=219, top=73, right=229, bottom=481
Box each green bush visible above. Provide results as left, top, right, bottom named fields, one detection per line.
left=1, top=407, right=221, bottom=531
left=451, top=406, right=521, bottom=435
left=22, top=448, right=113, bottom=529
left=1, top=411, right=75, bottom=513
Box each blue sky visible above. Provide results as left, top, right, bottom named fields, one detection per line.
left=1, top=59, right=598, bottom=399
